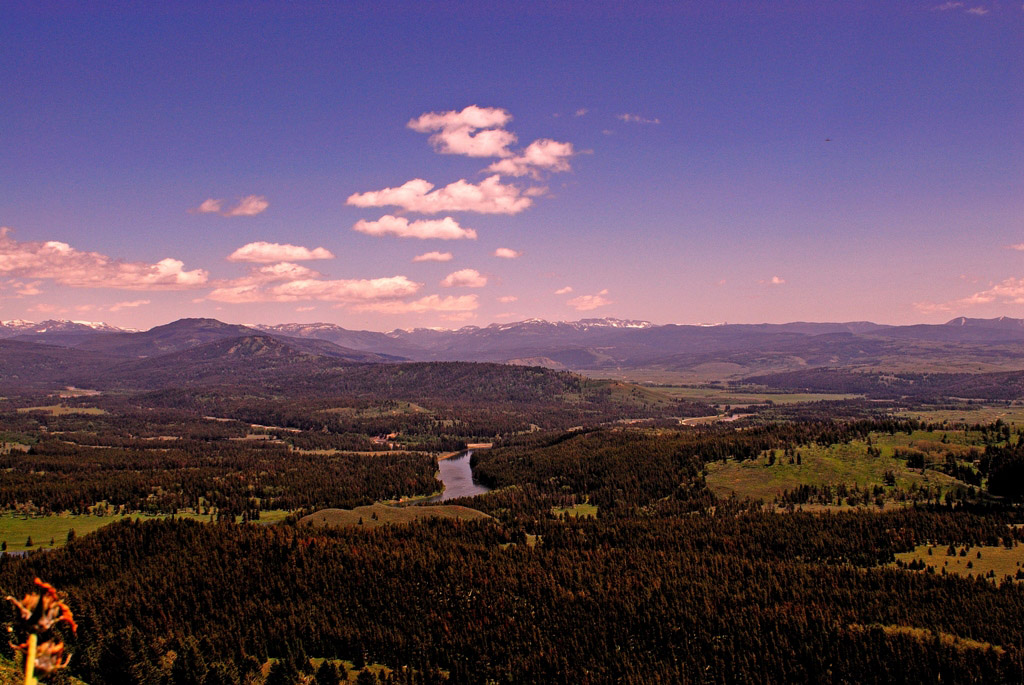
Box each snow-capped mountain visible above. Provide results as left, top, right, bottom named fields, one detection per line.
left=11, top=315, right=1024, bottom=376
left=0, top=319, right=132, bottom=338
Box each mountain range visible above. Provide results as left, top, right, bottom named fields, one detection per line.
left=4, top=316, right=1024, bottom=390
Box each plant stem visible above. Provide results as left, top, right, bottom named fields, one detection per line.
left=23, top=632, right=37, bottom=685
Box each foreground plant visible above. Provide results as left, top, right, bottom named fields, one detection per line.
left=6, top=578, right=77, bottom=684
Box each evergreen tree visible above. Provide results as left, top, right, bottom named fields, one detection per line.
left=265, top=659, right=301, bottom=685
left=315, top=660, right=341, bottom=685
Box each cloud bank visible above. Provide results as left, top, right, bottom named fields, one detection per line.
left=407, top=105, right=516, bottom=158
left=353, top=215, right=477, bottom=240
left=193, top=195, right=269, bottom=217
left=412, top=251, right=454, bottom=262
left=347, top=176, right=533, bottom=215
left=567, top=289, right=611, bottom=311
left=207, top=269, right=421, bottom=304
left=0, top=227, right=208, bottom=290
left=354, top=294, right=479, bottom=314
left=441, top=268, right=488, bottom=288
left=227, top=241, right=335, bottom=263
left=486, top=139, right=574, bottom=178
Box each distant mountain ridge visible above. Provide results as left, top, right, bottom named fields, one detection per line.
left=250, top=316, right=1024, bottom=377
left=1, top=318, right=398, bottom=363
left=6, top=315, right=1024, bottom=384
left=0, top=319, right=133, bottom=336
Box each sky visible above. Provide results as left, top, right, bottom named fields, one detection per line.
left=2, top=1, right=1022, bottom=330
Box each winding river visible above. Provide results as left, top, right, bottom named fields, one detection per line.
left=424, top=450, right=491, bottom=502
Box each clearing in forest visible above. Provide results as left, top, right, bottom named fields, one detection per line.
left=299, top=502, right=489, bottom=529
left=705, top=431, right=977, bottom=505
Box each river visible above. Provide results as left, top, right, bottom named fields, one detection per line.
left=424, top=450, right=491, bottom=502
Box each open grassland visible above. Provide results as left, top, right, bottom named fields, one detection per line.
left=892, top=543, right=1024, bottom=584
left=705, top=432, right=975, bottom=504
left=578, top=367, right=751, bottom=384
left=566, top=379, right=848, bottom=414
left=299, top=502, right=489, bottom=530
left=654, top=385, right=861, bottom=406
left=304, top=659, right=397, bottom=684
left=559, top=380, right=684, bottom=410
left=0, top=509, right=291, bottom=553
left=895, top=404, right=1024, bottom=426
left=0, top=512, right=145, bottom=552
left=552, top=501, right=598, bottom=518
left=15, top=404, right=106, bottom=415
left=316, top=401, right=432, bottom=417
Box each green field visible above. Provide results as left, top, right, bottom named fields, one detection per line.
left=0, top=509, right=292, bottom=553
left=705, top=431, right=975, bottom=505
left=552, top=501, right=598, bottom=518
left=300, top=502, right=489, bottom=529
left=895, top=405, right=1024, bottom=426
left=15, top=404, right=107, bottom=415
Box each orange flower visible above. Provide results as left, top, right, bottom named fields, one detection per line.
left=6, top=578, right=77, bottom=635
left=31, top=638, right=72, bottom=674
left=5, top=578, right=77, bottom=677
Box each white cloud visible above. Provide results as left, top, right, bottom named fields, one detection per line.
left=227, top=241, right=335, bottom=263
left=916, top=277, right=1024, bottom=314
left=441, top=268, right=487, bottom=288
left=966, top=6, right=989, bottom=14
left=493, top=247, right=521, bottom=259
left=239, top=262, right=324, bottom=284
left=617, top=113, right=661, bottom=125
left=486, top=139, right=574, bottom=178
left=193, top=198, right=223, bottom=214
left=567, top=289, right=610, bottom=311
left=353, top=215, right=477, bottom=240
left=0, top=227, right=208, bottom=290
left=347, top=176, right=533, bottom=215
left=109, top=299, right=150, bottom=312
left=933, top=1, right=964, bottom=9
left=1, top=279, right=43, bottom=296
left=193, top=195, right=269, bottom=217
left=224, top=195, right=269, bottom=217
left=768, top=276, right=786, bottom=285
left=575, top=108, right=588, bottom=117
left=498, top=295, right=518, bottom=303
left=206, top=262, right=418, bottom=304
left=413, top=251, right=454, bottom=262
left=354, top=294, right=479, bottom=314
left=407, top=105, right=516, bottom=158
left=554, top=286, right=573, bottom=295
left=1006, top=244, right=1024, bottom=251
left=207, top=273, right=421, bottom=304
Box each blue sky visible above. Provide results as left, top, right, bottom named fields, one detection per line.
left=2, top=1, right=1021, bottom=329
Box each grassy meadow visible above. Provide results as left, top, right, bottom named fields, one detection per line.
left=705, top=429, right=986, bottom=505
left=0, top=509, right=292, bottom=554
left=893, top=543, right=1024, bottom=584
left=299, top=502, right=489, bottom=530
